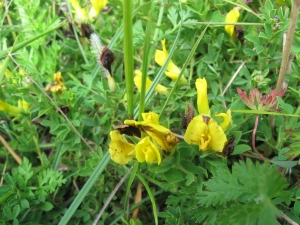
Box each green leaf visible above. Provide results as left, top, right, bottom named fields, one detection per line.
left=164, top=168, right=184, bottom=184
left=270, top=159, right=298, bottom=168
left=20, top=199, right=29, bottom=209
left=185, top=172, right=194, bottom=186
left=4, top=206, right=14, bottom=219
left=231, top=144, right=251, bottom=155
left=180, top=160, right=198, bottom=173
left=217, top=202, right=280, bottom=225
left=39, top=202, right=54, bottom=211
left=13, top=205, right=20, bottom=218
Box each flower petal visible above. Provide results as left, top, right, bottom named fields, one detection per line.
left=135, top=137, right=161, bottom=164
left=184, top=115, right=208, bottom=145
left=225, top=9, right=240, bottom=37
left=215, top=109, right=232, bottom=131
left=134, top=70, right=168, bottom=95
left=196, top=78, right=210, bottom=115
left=208, top=119, right=228, bottom=152
left=109, top=130, right=135, bottom=165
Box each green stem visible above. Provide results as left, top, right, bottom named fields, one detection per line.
left=138, top=18, right=152, bottom=121
left=65, top=1, right=88, bottom=64
left=123, top=0, right=134, bottom=118
left=276, top=0, right=300, bottom=95
left=136, top=173, right=158, bottom=225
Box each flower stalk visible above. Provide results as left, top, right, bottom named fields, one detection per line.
left=123, top=0, right=134, bottom=118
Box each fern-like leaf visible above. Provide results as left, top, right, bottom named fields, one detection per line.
left=196, top=159, right=289, bottom=224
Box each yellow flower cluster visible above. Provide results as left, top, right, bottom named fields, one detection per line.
left=69, top=0, right=107, bottom=23
left=109, top=112, right=179, bottom=165
left=45, top=72, right=67, bottom=95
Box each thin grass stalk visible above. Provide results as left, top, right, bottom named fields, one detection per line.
left=123, top=0, right=134, bottom=118
left=159, top=24, right=209, bottom=117
left=124, top=162, right=139, bottom=216
left=138, top=19, right=152, bottom=121
left=136, top=173, right=158, bottom=225
left=133, top=22, right=182, bottom=119
left=109, top=190, right=164, bottom=224
left=65, top=1, right=88, bottom=64
left=58, top=151, right=110, bottom=225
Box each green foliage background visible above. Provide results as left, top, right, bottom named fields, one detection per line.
left=0, top=0, right=300, bottom=224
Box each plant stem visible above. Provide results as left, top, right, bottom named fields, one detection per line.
left=275, top=0, right=300, bottom=95
left=123, top=0, right=134, bottom=118
left=0, top=135, right=22, bottom=165
left=252, top=115, right=265, bottom=161
left=138, top=18, right=152, bottom=121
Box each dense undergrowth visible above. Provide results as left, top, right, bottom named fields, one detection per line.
left=0, top=0, right=300, bottom=224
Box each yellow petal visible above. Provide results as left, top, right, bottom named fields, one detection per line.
left=142, top=112, right=160, bottom=124
left=0, top=100, right=21, bottom=116
left=54, top=72, right=64, bottom=86
left=107, top=75, right=116, bottom=92
left=89, top=0, right=107, bottom=21
left=134, top=70, right=169, bottom=95
left=124, top=114, right=179, bottom=153
left=225, top=9, right=240, bottom=37
left=215, top=109, right=232, bottom=131
left=109, top=130, right=135, bottom=165
left=195, top=78, right=210, bottom=116
left=135, top=137, right=161, bottom=164
left=207, top=119, right=227, bottom=152
left=184, top=115, right=227, bottom=152
left=184, top=115, right=208, bottom=146
left=69, top=0, right=87, bottom=24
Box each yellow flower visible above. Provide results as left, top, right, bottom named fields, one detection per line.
left=134, top=70, right=168, bottom=95
left=184, top=78, right=232, bottom=154
left=135, top=136, right=161, bottom=165
left=0, top=100, right=21, bottom=116
left=89, top=0, right=108, bottom=22
left=155, top=40, right=188, bottom=85
left=124, top=112, right=179, bottom=154
left=109, top=130, right=135, bottom=165
left=225, top=9, right=240, bottom=37
left=45, top=72, right=67, bottom=94
left=195, top=78, right=210, bottom=116
left=184, top=115, right=227, bottom=152
left=69, top=0, right=88, bottom=24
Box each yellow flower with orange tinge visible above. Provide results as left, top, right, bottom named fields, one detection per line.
left=134, top=70, right=168, bottom=95
left=155, top=40, right=188, bottom=85
left=184, top=78, right=232, bottom=153
left=225, top=9, right=240, bottom=37
left=45, top=72, right=67, bottom=95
